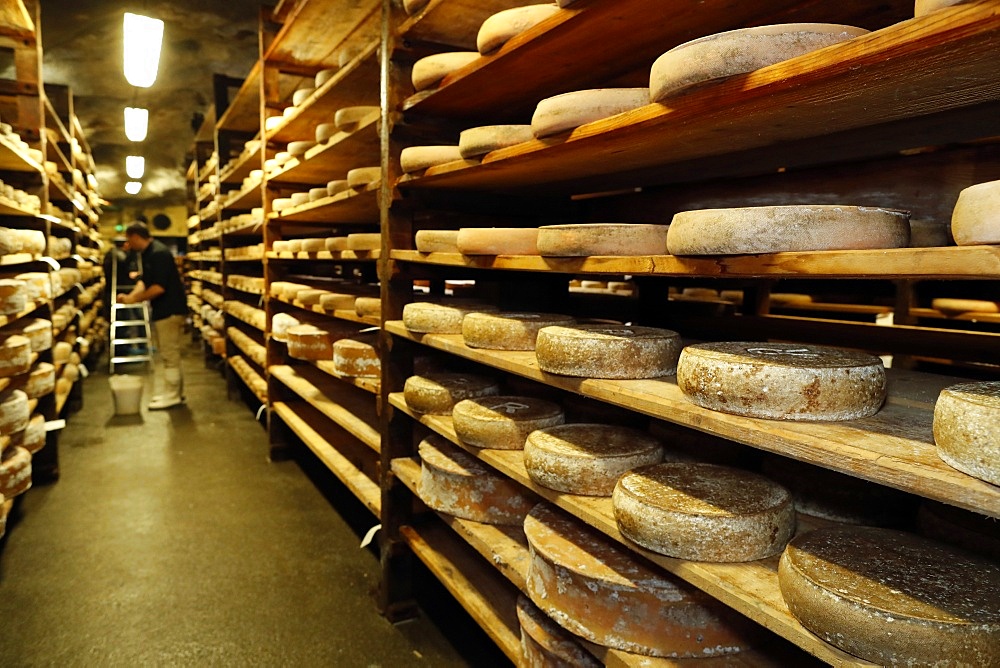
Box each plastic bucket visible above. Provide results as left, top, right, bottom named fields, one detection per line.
left=109, top=374, right=144, bottom=415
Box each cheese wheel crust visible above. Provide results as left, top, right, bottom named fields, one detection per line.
left=516, top=595, right=601, bottom=668
left=0, top=446, right=31, bottom=498
left=411, top=52, right=479, bottom=91
left=537, top=223, right=668, bottom=256
left=613, top=463, right=795, bottom=562
left=462, top=311, right=574, bottom=351
left=458, top=125, right=534, bottom=158
left=332, top=335, right=380, bottom=378
left=477, top=5, right=561, bottom=54
left=402, top=301, right=498, bottom=334
left=677, top=342, right=886, bottom=421
left=414, top=230, right=460, bottom=253
left=536, top=325, right=681, bottom=379
left=452, top=395, right=564, bottom=449
left=403, top=372, right=499, bottom=415
left=456, top=227, right=539, bottom=255
left=952, top=180, right=1000, bottom=245
left=933, top=381, right=1000, bottom=486
left=779, top=526, right=1000, bottom=667
left=532, top=88, right=649, bottom=138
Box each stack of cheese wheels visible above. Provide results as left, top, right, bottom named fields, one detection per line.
left=952, top=179, right=1000, bottom=245
left=677, top=342, right=887, bottom=420
left=458, top=125, right=534, bottom=158
left=456, top=227, right=540, bottom=255
left=933, top=381, right=999, bottom=485
left=649, top=24, right=869, bottom=101
left=332, top=334, right=380, bottom=378
left=24, top=362, right=56, bottom=399
left=0, top=279, right=27, bottom=315
left=525, top=503, right=752, bottom=657
left=11, top=413, right=46, bottom=454
left=0, top=335, right=31, bottom=378
left=271, top=313, right=301, bottom=342
left=411, top=52, right=479, bottom=91
left=404, top=372, right=499, bottom=415
left=417, top=435, right=535, bottom=524
left=402, top=301, right=497, bottom=334
left=613, top=462, right=795, bottom=561
left=779, top=526, right=1000, bottom=666
left=477, top=5, right=561, bottom=53
left=16, top=272, right=52, bottom=300
left=462, top=312, right=573, bottom=350
left=536, top=223, right=668, bottom=256
left=414, top=230, right=460, bottom=253
left=531, top=89, right=649, bottom=137
left=516, top=595, right=601, bottom=668
left=452, top=395, right=564, bottom=449
left=525, top=424, right=663, bottom=495
left=667, top=205, right=910, bottom=255
left=286, top=324, right=335, bottom=360
left=0, top=389, right=29, bottom=436
left=0, top=445, right=31, bottom=498
left=918, top=500, right=1000, bottom=560
left=400, top=146, right=467, bottom=174
left=535, top=325, right=681, bottom=379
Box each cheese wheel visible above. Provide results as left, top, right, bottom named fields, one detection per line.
left=411, top=52, right=479, bottom=91
left=308, top=187, right=328, bottom=202
left=452, top=395, right=564, bottom=450
left=279, top=282, right=310, bottom=300
left=327, top=180, right=351, bottom=197
left=62, top=363, right=80, bottom=383
left=347, top=167, right=380, bottom=189
left=270, top=313, right=301, bottom=342
left=285, top=239, right=304, bottom=253
left=915, top=0, right=971, bottom=16
left=402, top=301, right=498, bottom=334
left=778, top=526, right=1000, bottom=666
left=269, top=281, right=292, bottom=298
left=0, top=227, right=23, bottom=255
left=315, top=68, right=338, bottom=88
left=459, top=125, right=534, bottom=158
left=0, top=279, right=27, bottom=315
left=403, top=0, right=428, bottom=14
left=668, top=205, right=910, bottom=255
left=532, top=89, right=649, bottom=138
left=332, top=335, right=380, bottom=378
left=325, top=237, right=349, bottom=251
left=292, top=87, right=314, bottom=106
left=918, top=500, right=1000, bottom=561
left=347, top=233, right=380, bottom=251
left=0, top=335, right=31, bottom=377
left=337, top=45, right=363, bottom=68
left=300, top=238, right=326, bottom=253
left=0, top=497, right=8, bottom=540
left=319, top=293, right=357, bottom=311
left=462, top=311, right=574, bottom=351
left=287, top=140, right=315, bottom=156
left=650, top=24, right=868, bottom=101
left=334, top=106, right=379, bottom=133
left=275, top=151, right=293, bottom=166
left=286, top=325, right=334, bottom=361
left=400, top=146, right=465, bottom=174
left=677, top=342, right=886, bottom=421
left=516, top=595, right=601, bottom=668
left=0, top=446, right=31, bottom=498
left=456, top=227, right=539, bottom=255
left=414, top=230, right=460, bottom=253
left=11, top=413, right=45, bottom=454
left=272, top=197, right=294, bottom=212
left=417, top=435, right=535, bottom=525
left=477, top=5, right=561, bottom=54
left=933, top=381, right=1000, bottom=485
left=403, top=372, right=499, bottom=415
left=932, top=297, right=999, bottom=315
left=315, top=122, right=338, bottom=143
left=525, top=503, right=752, bottom=657
left=24, top=362, right=55, bottom=398
left=537, top=223, right=668, bottom=256
left=295, top=288, right=327, bottom=306
left=536, top=325, right=681, bottom=379
left=0, top=390, right=29, bottom=435
left=290, top=192, right=311, bottom=207
left=13, top=229, right=45, bottom=255
left=354, top=297, right=380, bottom=317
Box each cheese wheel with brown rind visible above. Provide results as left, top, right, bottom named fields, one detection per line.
left=417, top=435, right=535, bottom=525
left=21, top=319, right=51, bottom=352
left=400, top=146, right=464, bottom=174
left=411, top=52, right=479, bottom=91
left=459, top=125, right=534, bottom=158
left=0, top=445, right=31, bottom=498
left=300, top=238, right=326, bottom=253
left=915, top=0, right=971, bottom=16
left=668, top=205, right=910, bottom=255
left=0, top=390, right=29, bottom=436
left=23, top=362, right=55, bottom=399
left=295, top=288, right=328, bottom=306
left=516, top=594, right=601, bottom=668
left=270, top=313, right=301, bottom=343
left=778, top=526, right=1000, bottom=666
left=327, top=180, right=351, bottom=197
left=953, top=181, right=1000, bottom=246
left=286, top=325, right=334, bottom=361
left=477, top=5, right=561, bottom=54
left=11, top=413, right=45, bottom=454
left=332, top=335, right=380, bottom=378
left=457, top=227, right=539, bottom=255
left=677, top=342, right=886, bottom=421
left=415, top=230, right=460, bottom=253
left=0, top=279, right=27, bottom=315
left=462, top=311, right=574, bottom=351
left=532, top=89, right=649, bottom=138
left=452, top=395, right=563, bottom=450
left=536, top=325, right=681, bottom=379
left=0, top=335, right=31, bottom=378
left=933, top=381, right=1000, bottom=486
left=403, top=372, right=499, bottom=415
left=536, top=223, right=668, bottom=256
left=354, top=297, right=380, bottom=317
left=402, top=301, right=498, bottom=334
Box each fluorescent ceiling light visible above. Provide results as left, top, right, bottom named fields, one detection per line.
left=125, top=181, right=142, bottom=195
left=123, top=13, right=164, bottom=88
left=124, top=107, right=148, bottom=141
left=126, top=155, right=145, bottom=179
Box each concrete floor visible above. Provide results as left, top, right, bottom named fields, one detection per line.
left=0, top=342, right=487, bottom=666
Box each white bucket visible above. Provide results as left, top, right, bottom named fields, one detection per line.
left=109, top=374, right=144, bottom=415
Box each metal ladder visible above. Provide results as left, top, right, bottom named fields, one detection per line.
left=108, top=247, right=154, bottom=373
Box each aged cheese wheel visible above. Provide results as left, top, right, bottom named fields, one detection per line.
left=417, top=435, right=535, bottom=525
left=270, top=313, right=301, bottom=342
left=918, top=500, right=1000, bottom=561
left=452, top=395, right=564, bottom=450
left=933, top=381, right=1000, bottom=486
left=411, top=52, right=479, bottom=91
left=532, top=88, right=649, bottom=138
left=292, top=87, right=314, bottom=106
left=319, top=293, right=357, bottom=310
left=275, top=151, right=294, bottom=166
left=931, top=297, right=999, bottom=315
left=13, top=229, right=45, bottom=255
left=457, top=227, right=539, bottom=255
left=525, top=503, right=752, bottom=657
left=272, top=197, right=294, bottom=212
left=462, top=311, right=574, bottom=350
left=668, top=205, right=910, bottom=255
left=0, top=279, right=27, bottom=315
left=403, top=372, right=499, bottom=415
left=286, top=324, right=334, bottom=361
left=325, top=237, right=349, bottom=252
left=0, top=390, right=29, bottom=436
left=327, top=179, right=351, bottom=197
left=0, top=227, right=23, bottom=255
left=516, top=594, right=601, bottom=668
left=0, top=446, right=31, bottom=498
left=269, top=281, right=292, bottom=298
left=24, top=362, right=55, bottom=399
left=308, top=188, right=328, bottom=202
left=459, top=125, right=534, bottom=158
left=332, top=335, right=380, bottom=378
left=778, top=526, right=1000, bottom=666
left=614, top=462, right=795, bottom=561
left=677, top=342, right=887, bottom=421
left=285, top=239, right=304, bottom=253
left=347, top=233, right=380, bottom=251
left=315, top=122, right=337, bottom=143
left=402, top=301, right=498, bottom=334
left=536, top=325, right=681, bottom=379
left=347, top=167, right=380, bottom=189
left=0, top=335, right=31, bottom=377
left=12, top=413, right=45, bottom=454
left=537, top=223, right=668, bottom=256
left=299, top=238, right=326, bottom=253
left=287, top=140, right=315, bottom=156
left=294, top=288, right=327, bottom=306
left=315, top=67, right=338, bottom=88
left=61, top=363, right=80, bottom=383
left=354, top=297, right=380, bottom=317
left=290, top=192, right=311, bottom=207
left=477, top=5, right=561, bottom=54
left=525, top=423, right=664, bottom=495
left=334, top=106, right=379, bottom=133
left=400, top=145, right=465, bottom=174
left=415, top=230, right=460, bottom=253
left=915, top=0, right=972, bottom=16
left=280, top=283, right=310, bottom=301
left=403, top=0, right=428, bottom=14
left=650, top=24, right=869, bottom=101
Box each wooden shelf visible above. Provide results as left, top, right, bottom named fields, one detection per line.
left=0, top=199, right=40, bottom=218
left=264, top=0, right=379, bottom=70
left=266, top=249, right=379, bottom=263
left=269, top=113, right=380, bottom=185
left=385, top=321, right=1000, bottom=519
left=0, top=252, right=39, bottom=266
left=0, top=134, right=42, bottom=173
left=398, top=0, right=529, bottom=51
left=228, top=355, right=268, bottom=404
left=221, top=181, right=262, bottom=210
left=270, top=292, right=380, bottom=328
left=0, top=0, right=35, bottom=39
left=219, top=143, right=267, bottom=185
left=0, top=300, right=41, bottom=329
left=310, top=359, right=379, bottom=395
left=223, top=305, right=265, bottom=331
left=269, top=185, right=379, bottom=224
left=217, top=64, right=260, bottom=133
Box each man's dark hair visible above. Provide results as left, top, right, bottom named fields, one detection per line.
left=125, top=221, right=151, bottom=239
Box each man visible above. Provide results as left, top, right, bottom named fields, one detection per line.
left=117, top=222, right=187, bottom=410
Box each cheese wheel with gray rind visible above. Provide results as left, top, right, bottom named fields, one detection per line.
left=11, top=413, right=45, bottom=454
left=411, top=52, right=480, bottom=91
left=452, top=395, right=564, bottom=450
left=778, top=526, right=1000, bottom=667
left=536, top=223, right=668, bottom=256
left=933, top=381, right=1000, bottom=485
left=0, top=335, right=31, bottom=377
left=347, top=233, right=380, bottom=251
left=24, top=362, right=55, bottom=399
left=535, top=325, right=681, bottom=379
left=915, top=0, right=971, bottom=16
left=532, top=88, right=649, bottom=138
left=932, top=297, right=999, bottom=315
left=334, top=106, right=379, bottom=133
left=286, top=324, right=334, bottom=361
left=417, top=435, right=535, bottom=525
left=332, top=335, right=380, bottom=378
left=525, top=503, right=753, bottom=657
left=0, top=279, right=27, bottom=315
left=459, top=125, right=534, bottom=158
left=677, top=342, right=886, bottom=421
left=462, top=311, right=574, bottom=351
left=354, top=297, right=381, bottom=317
left=668, top=205, right=910, bottom=255
left=415, top=230, right=460, bottom=253
left=918, top=500, right=1000, bottom=561
left=457, top=227, right=540, bottom=255
left=402, top=301, right=498, bottom=334
left=0, top=390, right=29, bottom=436
left=650, top=24, right=869, bottom=101
left=403, top=372, right=499, bottom=415
left=0, top=446, right=31, bottom=498
left=477, top=5, right=561, bottom=54
left=516, top=595, right=602, bottom=668
left=525, top=423, right=664, bottom=495
left=347, top=167, right=380, bottom=189
left=400, top=145, right=465, bottom=174
left=270, top=313, right=301, bottom=343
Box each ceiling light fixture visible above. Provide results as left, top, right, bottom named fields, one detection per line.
left=126, top=155, right=145, bottom=179
left=124, top=107, right=149, bottom=141
left=123, top=13, right=164, bottom=88
left=125, top=181, right=142, bottom=195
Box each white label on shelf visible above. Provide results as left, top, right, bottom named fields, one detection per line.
left=41, top=257, right=61, bottom=271
left=78, top=364, right=89, bottom=378
left=45, top=419, right=67, bottom=432
left=255, top=404, right=266, bottom=421
left=76, top=337, right=87, bottom=345
left=71, top=254, right=84, bottom=262
left=360, top=524, right=381, bottom=549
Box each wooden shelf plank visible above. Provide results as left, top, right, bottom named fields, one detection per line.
left=0, top=0, right=35, bottom=39
left=310, top=359, right=380, bottom=395
left=385, top=322, right=1000, bottom=519
left=222, top=303, right=265, bottom=331
left=217, top=64, right=260, bottom=133
left=219, top=143, right=269, bottom=185
left=270, top=185, right=379, bottom=223
left=221, top=181, right=262, bottom=210
left=0, top=198, right=40, bottom=218
left=0, top=135, right=42, bottom=173
left=399, top=0, right=531, bottom=51
left=264, top=0, right=380, bottom=70
left=270, top=113, right=380, bottom=185
left=228, top=355, right=268, bottom=403
left=227, top=329, right=268, bottom=368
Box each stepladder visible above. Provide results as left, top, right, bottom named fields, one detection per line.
left=108, top=246, right=153, bottom=373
